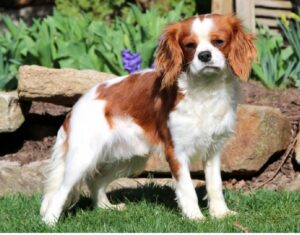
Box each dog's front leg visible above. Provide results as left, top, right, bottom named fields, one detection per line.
left=203, top=152, right=236, bottom=218
left=166, top=147, right=204, bottom=220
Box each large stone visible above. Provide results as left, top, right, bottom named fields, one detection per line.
left=18, top=65, right=116, bottom=106
left=145, top=105, right=291, bottom=175
left=0, top=160, right=45, bottom=196
left=221, top=105, right=291, bottom=173
left=0, top=91, right=25, bottom=133
left=0, top=159, right=204, bottom=196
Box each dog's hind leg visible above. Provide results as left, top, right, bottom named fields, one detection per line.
left=87, top=171, right=126, bottom=211
left=87, top=156, right=147, bottom=210
left=42, top=147, right=97, bottom=225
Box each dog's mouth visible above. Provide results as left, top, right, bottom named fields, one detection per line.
left=200, top=66, right=221, bottom=73
left=188, top=65, right=224, bottom=79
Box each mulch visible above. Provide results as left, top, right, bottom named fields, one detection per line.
left=0, top=80, right=300, bottom=191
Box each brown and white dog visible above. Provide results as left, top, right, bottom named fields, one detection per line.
left=40, top=14, right=256, bottom=225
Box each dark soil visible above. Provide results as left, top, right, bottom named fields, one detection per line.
left=0, top=80, right=300, bottom=191
left=0, top=102, right=70, bottom=163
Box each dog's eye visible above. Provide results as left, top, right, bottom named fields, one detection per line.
left=184, top=42, right=197, bottom=49
left=212, top=39, right=225, bottom=47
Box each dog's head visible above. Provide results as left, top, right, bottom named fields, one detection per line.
left=155, top=14, right=257, bottom=88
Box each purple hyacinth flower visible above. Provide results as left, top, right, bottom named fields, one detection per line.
left=121, top=49, right=142, bottom=74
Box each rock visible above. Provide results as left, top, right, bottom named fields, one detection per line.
left=18, top=65, right=117, bottom=106
left=0, top=159, right=205, bottom=196
left=145, top=104, right=291, bottom=175
left=0, top=160, right=45, bottom=196
left=281, top=174, right=300, bottom=191
left=0, top=91, right=26, bottom=133
left=221, top=105, right=291, bottom=173
left=145, top=154, right=170, bottom=174
left=294, top=132, right=300, bottom=164
left=106, top=178, right=205, bottom=193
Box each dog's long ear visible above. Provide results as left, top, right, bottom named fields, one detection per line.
left=228, top=16, right=257, bottom=81
left=154, top=23, right=183, bottom=88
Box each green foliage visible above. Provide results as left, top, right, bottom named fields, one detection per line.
left=278, top=9, right=300, bottom=88
left=91, top=2, right=186, bottom=74
left=0, top=53, right=19, bottom=91
left=55, top=0, right=128, bottom=21
left=251, top=25, right=298, bottom=89
left=0, top=189, right=300, bottom=232
left=0, top=3, right=186, bottom=91
left=155, top=0, right=196, bottom=18
left=0, top=17, right=28, bottom=90
left=55, top=0, right=196, bottom=21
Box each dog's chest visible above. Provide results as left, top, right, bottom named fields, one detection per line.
left=168, top=84, right=237, bottom=158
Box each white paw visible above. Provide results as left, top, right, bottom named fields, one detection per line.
left=40, top=197, right=50, bottom=217
left=182, top=208, right=205, bottom=221
left=210, top=208, right=237, bottom=219
left=42, top=214, right=59, bottom=226
left=113, top=203, right=127, bottom=211
left=40, top=205, right=47, bottom=217
left=97, top=202, right=127, bottom=211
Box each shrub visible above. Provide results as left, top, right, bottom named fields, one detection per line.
left=55, top=0, right=129, bottom=21
left=55, top=0, right=196, bottom=21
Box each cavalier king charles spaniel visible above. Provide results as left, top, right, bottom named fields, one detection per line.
left=40, top=14, right=256, bottom=225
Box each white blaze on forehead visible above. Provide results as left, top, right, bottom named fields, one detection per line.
left=191, top=17, right=214, bottom=42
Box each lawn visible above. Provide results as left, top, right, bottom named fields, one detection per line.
left=0, top=185, right=299, bottom=232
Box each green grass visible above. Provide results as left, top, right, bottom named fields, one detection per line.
left=0, top=185, right=299, bottom=232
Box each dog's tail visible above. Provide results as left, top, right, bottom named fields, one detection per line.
left=40, top=126, right=67, bottom=216
left=40, top=125, right=82, bottom=216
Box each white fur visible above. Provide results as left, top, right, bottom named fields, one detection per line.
left=166, top=17, right=240, bottom=219
left=40, top=127, right=67, bottom=218
left=190, top=17, right=226, bottom=76
left=104, top=69, right=155, bottom=87
left=175, top=154, right=204, bottom=220
left=192, top=17, right=213, bottom=40
left=103, top=75, right=128, bottom=87
left=41, top=16, right=239, bottom=225
left=168, top=70, right=239, bottom=220
left=41, top=85, right=151, bottom=225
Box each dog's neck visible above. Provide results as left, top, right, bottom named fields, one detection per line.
left=177, top=70, right=240, bottom=103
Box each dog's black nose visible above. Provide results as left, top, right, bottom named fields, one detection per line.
left=198, top=51, right=212, bottom=62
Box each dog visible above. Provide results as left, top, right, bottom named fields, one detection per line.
left=40, top=14, right=256, bottom=225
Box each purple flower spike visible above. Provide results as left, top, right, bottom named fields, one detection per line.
left=121, top=49, right=142, bottom=74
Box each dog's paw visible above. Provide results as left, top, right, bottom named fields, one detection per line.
left=97, top=202, right=127, bottom=211
left=183, top=208, right=205, bottom=221
left=42, top=214, right=59, bottom=226
left=210, top=208, right=237, bottom=219
left=114, top=203, right=127, bottom=211
left=188, top=213, right=206, bottom=221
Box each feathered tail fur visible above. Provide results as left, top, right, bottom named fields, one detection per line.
left=40, top=126, right=81, bottom=216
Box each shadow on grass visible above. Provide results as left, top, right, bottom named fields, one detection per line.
left=66, top=184, right=208, bottom=217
